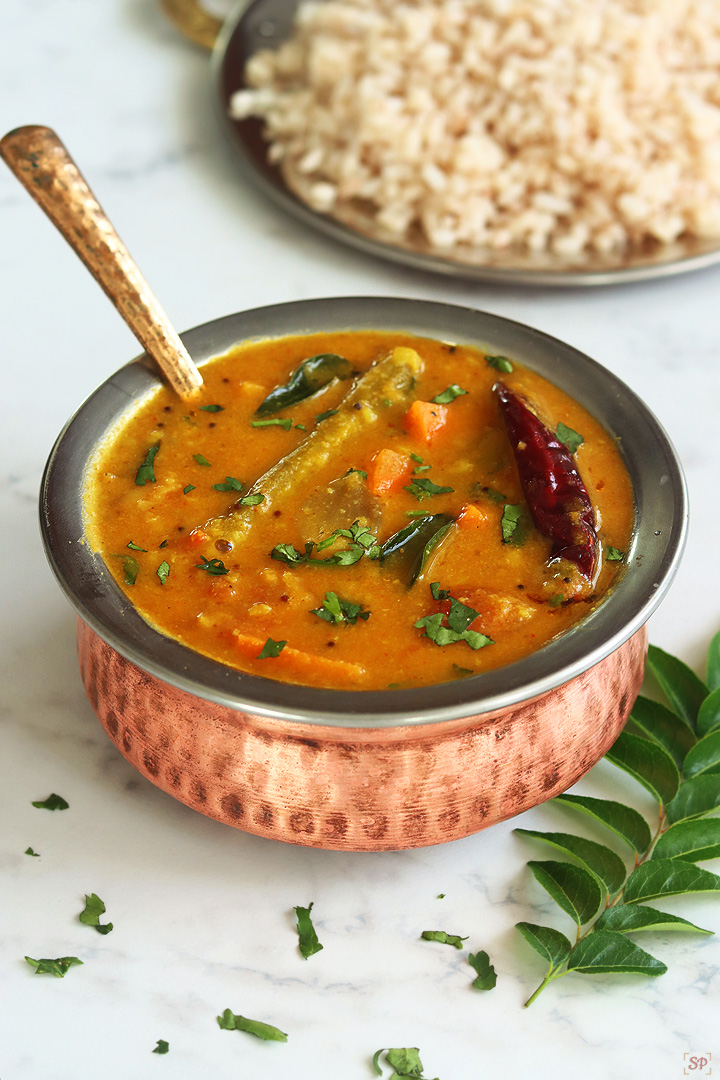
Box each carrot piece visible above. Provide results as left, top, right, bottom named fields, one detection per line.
left=403, top=400, right=448, bottom=442
left=457, top=504, right=488, bottom=529
left=185, top=529, right=208, bottom=549
left=367, top=448, right=414, bottom=497
left=232, top=633, right=366, bottom=685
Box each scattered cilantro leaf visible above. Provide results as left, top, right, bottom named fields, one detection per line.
left=238, top=493, right=265, bottom=506
left=195, top=556, right=229, bottom=576
left=485, top=354, right=514, bottom=373
left=295, top=423, right=307, bottom=431
left=193, top=453, right=211, bottom=466
left=475, top=484, right=506, bottom=504
left=126, top=541, right=147, bottom=552
left=410, top=452, right=424, bottom=464
left=345, top=467, right=368, bottom=480
left=295, top=902, right=323, bottom=959
left=251, top=418, right=293, bottom=431
left=547, top=594, right=565, bottom=608
left=212, top=476, right=243, bottom=492
left=135, top=443, right=160, bottom=486
left=404, top=477, right=454, bottom=501
left=152, top=1040, right=169, bottom=1054
left=421, top=930, right=468, bottom=948
left=255, top=353, right=352, bottom=417
left=183, top=484, right=195, bottom=494
left=113, top=554, right=140, bottom=585
left=258, top=638, right=286, bottom=659
left=273, top=522, right=379, bottom=568
left=217, top=1009, right=287, bottom=1042
left=32, top=794, right=69, bottom=811
left=500, top=503, right=525, bottom=544
left=25, top=847, right=40, bottom=857
left=556, top=422, right=584, bottom=454
left=415, top=584, right=494, bottom=651
left=431, top=384, right=468, bottom=404
left=156, top=561, right=170, bottom=586
left=311, top=591, right=370, bottom=626
left=159, top=539, right=168, bottom=548
left=315, top=408, right=339, bottom=422
left=607, top=547, right=625, bottom=562
left=413, top=464, right=431, bottom=473
left=468, top=950, right=497, bottom=990
left=199, top=404, right=224, bottom=412
left=25, top=956, right=82, bottom=977
left=79, top=892, right=113, bottom=935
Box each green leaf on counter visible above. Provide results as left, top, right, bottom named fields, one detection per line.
left=652, top=819, right=720, bottom=863
left=156, top=561, right=170, bottom=586
left=311, top=591, right=369, bottom=627
left=665, top=774, right=720, bottom=824
left=32, top=793, right=69, bottom=811
left=604, top=730, right=679, bottom=805
left=79, top=892, right=113, bottom=935
left=194, top=556, right=229, bottom=576
left=485, top=355, right=513, bottom=373
left=624, top=859, right=720, bottom=904
left=295, top=902, right=323, bottom=959
left=515, top=829, right=626, bottom=896
left=595, top=904, right=711, bottom=935
left=152, top=1040, right=169, bottom=1054
left=556, top=422, right=584, bottom=454
left=527, top=860, right=602, bottom=926
left=625, top=695, right=696, bottom=769
left=258, top=638, right=286, bottom=659
left=566, top=930, right=666, bottom=976
left=199, top=404, right=223, bottom=412
left=647, top=643, right=708, bottom=732
left=431, top=384, right=467, bottom=404
left=420, top=930, right=468, bottom=949
left=134, top=443, right=159, bottom=485
left=373, top=1047, right=434, bottom=1078
left=468, top=950, right=497, bottom=990
left=707, top=630, right=720, bottom=692
left=553, top=794, right=652, bottom=855
left=217, top=1008, right=287, bottom=1042
left=25, top=956, right=83, bottom=977
left=515, top=922, right=573, bottom=970
left=25, top=847, right=40, bottom=857
left=255, top=353, right=352, bottom=417
left=698, top=687, right=720, bottom=738
left=683, top=729, right=720, bottom=779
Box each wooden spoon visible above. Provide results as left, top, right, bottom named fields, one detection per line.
left=0, top=125, right=203, bottom=399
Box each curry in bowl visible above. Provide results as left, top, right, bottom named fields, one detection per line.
left=84, top=331, right=634, bottom=691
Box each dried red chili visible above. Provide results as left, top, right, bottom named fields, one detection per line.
left=495, top=382, right=598, bottom=580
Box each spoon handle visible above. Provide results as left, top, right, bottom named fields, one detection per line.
left=0, top=125, right=203, bottom=399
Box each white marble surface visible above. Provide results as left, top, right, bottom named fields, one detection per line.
left=1, top=3, right=719, bottom=1078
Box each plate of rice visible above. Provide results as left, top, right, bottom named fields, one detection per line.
left=215, top=0, right=720, bottom=286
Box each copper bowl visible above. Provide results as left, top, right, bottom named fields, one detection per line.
left=41, top=298, right=687, bottom=850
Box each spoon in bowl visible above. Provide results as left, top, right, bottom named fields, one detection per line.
left=0, top=125, right=203, bottom=399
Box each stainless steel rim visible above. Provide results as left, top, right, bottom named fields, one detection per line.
left=41, top=297, right=688, bottom=727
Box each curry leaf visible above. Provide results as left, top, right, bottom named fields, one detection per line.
left=217, top=1009, right=287, bottom=1042
left=32, top=793, right=69, bottom=811
left=379, top=514, right=453, bottom=587
left=468, top=950, right=497, bottom=990
left=420, top=930, right=468, bottom=949
left=625, top=695, right=696, bottom=769
left=624, top=858, right=720, bottom=904
left=665, top=774, right=720, bottom=824
left=515, top=922, right=573, bottom=970
left=258, top=638, right=286, bottom=659
left=527, top=860, right=602, bottom=925
left=556, top=422, right=584, bottom=454
left=707, top=630, right=720, bottom=692
left=604, top=730, right=679, bottom=805
left=135, top=443, right=159, bottom=485
left=698, top=687, right=720, bottom=738
left=566, top=930, right=666, bottom=976
left=25, top=847, right=40, bottom=856
left=553, top=794, right=652, bottom=855
left=595, top=904, right=711, bottom=935
left=652, top=819, right=720, bottom=863
left=295, top=903, right=323, bottom=959
left=255, top=353, right=352, bottom=417
left=431, top=384, right=467, bottom=404
left=25, top=956, right=83, bottom=977
left=683, top=730, right=720, bottom=779
left=647, top=643, right=708, bottom=732
left=515, top=829, right=626, bottom=896
left=79, top=892, right=113, bottom=935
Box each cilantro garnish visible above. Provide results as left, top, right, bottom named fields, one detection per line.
left=315, top=408, right=338, bottom=422
left=159, top=539, right=168, bottom=548
left=272, top=522, right=380, bottom=568
left=421, top=930, right=468, bottom=949
left=413, top=464, right=431, bottom=473
left=113, top=554, right=140, bottom=585
left=152, top=1040, right=169, bottom=1055
left=258, top=638, right=286, bottom=659
left=183, top=484, right=196, bottom=495
left=79, top=892, right=113, bottom=935
left=475, top=484, right=506, bottom=504
left=199, top=404, right=224, bottom=412
left=556, top=422, right=584, bottom=454
left=212, top=476, right=243, bottom=492
left=32, top=793, right=69, bottom=811
left=217, top=1009, right=288, bottom=1042
left=251, top=418, right=293, bottom=431
left=500, top=503, right=528, bottom=545
left=606, top=546, right=625, bottom=562
left=404, top=477, right=454, bottom=501
left=193, top=453, right=211, bottom=466
left=485, top=355, right=514, bottom=373
left=547, top=594, right=565, bottom=608
left=410, top=452, right=424, bottom=464
left=295, top=902, right=323, bottom=959
left=238, top=493, right=265, bottom=506
left=134, top=443, right=160, bottom=486
left=345, top=467, right=367, bottom=480
left=311, top=592, right=370, bottom=627
left=25, top=956, right=83, bottom=977
left=414, top=583, right=493, bottom=651
left=195, top=556, right=229, bottom=576
left=468, top=949, right=497, bottom=990
left=25, top=847, right=40, bottom=856
left=431, top=384, right=468, bottom=404
left=126, top=541, right=147, bottom=552
left=156, top=561, right=170, bottom=586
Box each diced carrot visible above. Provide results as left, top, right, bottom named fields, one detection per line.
left=403, top=400, right=448, bottom=442
left=232, top=633, right=366, bottom=684
left=366, top=448, right=414, bottom=497
left=186, top=529, right=208, bottom=549
left=457, top=503, right=488, bottom=529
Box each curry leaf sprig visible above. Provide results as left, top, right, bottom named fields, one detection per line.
left=517, top=630, right=720, bottom=1006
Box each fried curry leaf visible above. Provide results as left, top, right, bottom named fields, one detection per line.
left=113, top=554, right=140, bottom=586
left=32, top=793, right=69, bottom=811
left=485, top=355, right=514, bottom=373
left=258, top=638, right=286, bottom=659
left=152, top=1040, right=169, bottom=1054
left=25, top=956, right=83, bottom=977
left=379, top=514, right=454, bottom=587
left=194, top=556, right=229, bottom=576
left=556, top=422, right=584, bottom=454
left=217, top=1008, right=287, bottom=1042
left=311, top=591, right=370, bottom=626
left=431, top=384, right=467, bottom=404
left=212, top=476, right=243, bottom=492
left=420, top=930, right=468, bottom=949
left=468, top=950, right=497, bottom=990
left=315, top=408, right=339, bottom=422
left=294, top=902, right=323, bottom=959
left=251, top=418, right=293, bottom=431
left=156, top=561, right=170, bottom=586
left=255, top=353, right=352, bottom=417
left=79, top=892, right=113, bottom=935
left=404, top=477, right=455, bottom=501
left=135, top=443, right=160, bottom=485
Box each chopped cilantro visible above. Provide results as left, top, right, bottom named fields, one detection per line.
left=404, top=477, right=454, bottom=501
left=606, top=546, right=625, bottom=562
left=295, top=902, right=323, bottom=959
left=32, top=794, right=69, bottom=811
left=415, top=583, right=493, bottom=651
left=311, top=591, right=370, bottom=626
left=217, top=1008, right=288, bottom=1042
left=134, top=443, right=160, bottom=486
left=475, top=484, right=506, bottom=504
left=345, top=467, right=367, bottom=480
left=156, top=561, right=170, bottom=586
left=113, top=554, right=140, bottom=585
left=315, top=408, right=339, bottom=422
left=251, top=418, right=293, bottom=431
left=258, top=638, right=286, bottom=659
left=79, top=892, right=113, bottom=935
left=199, top=404, right=224, bottom=412
left=485, top=354, right=514, bottom=373
left=212, top=476, right=243, bottom=492
left=152, top=1040, right=169, bottom=1055
left=295, top=423, right=307, bottom=431
left=500, top=504, right=527, bottom=545
left=273, top=522, right=379, bottom=568
left=25, top=956, right=82, bottom=977
left=195, top=556, right=229, bottom=576
left=25, top=847, right=40, bottom=857
left=238, top=493, right=265, bottom=506
left=410, top=452, right=424, bottom=464
left=431, top=384, right=468, bottom=404
left=159, top=539, right=168, bottom=549
left=126, top=541, right=147, bottom=552
left=183, top=484, right=196, bottom=494
left=468, top=950, right=497, bottom=990
left=421, top=930, right=468, bottom=948
left=193, top=453, right=211, bottom=466
left=413, top=464, right=431, bottom=473
left=547, top=594, right=565, bottom=608
left=556, top=422, right=584, bottom=454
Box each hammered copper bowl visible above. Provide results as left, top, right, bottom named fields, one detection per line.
left=41, top=297, right=687, bottom=851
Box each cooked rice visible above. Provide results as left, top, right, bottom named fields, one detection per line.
left=230, top=0, right=720, bottom=256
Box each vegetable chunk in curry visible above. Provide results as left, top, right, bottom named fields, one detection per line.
left=84, top=332, right=634, bottom=690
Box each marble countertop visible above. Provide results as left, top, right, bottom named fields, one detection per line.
left=1, top=3, right=719, bottom=1078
